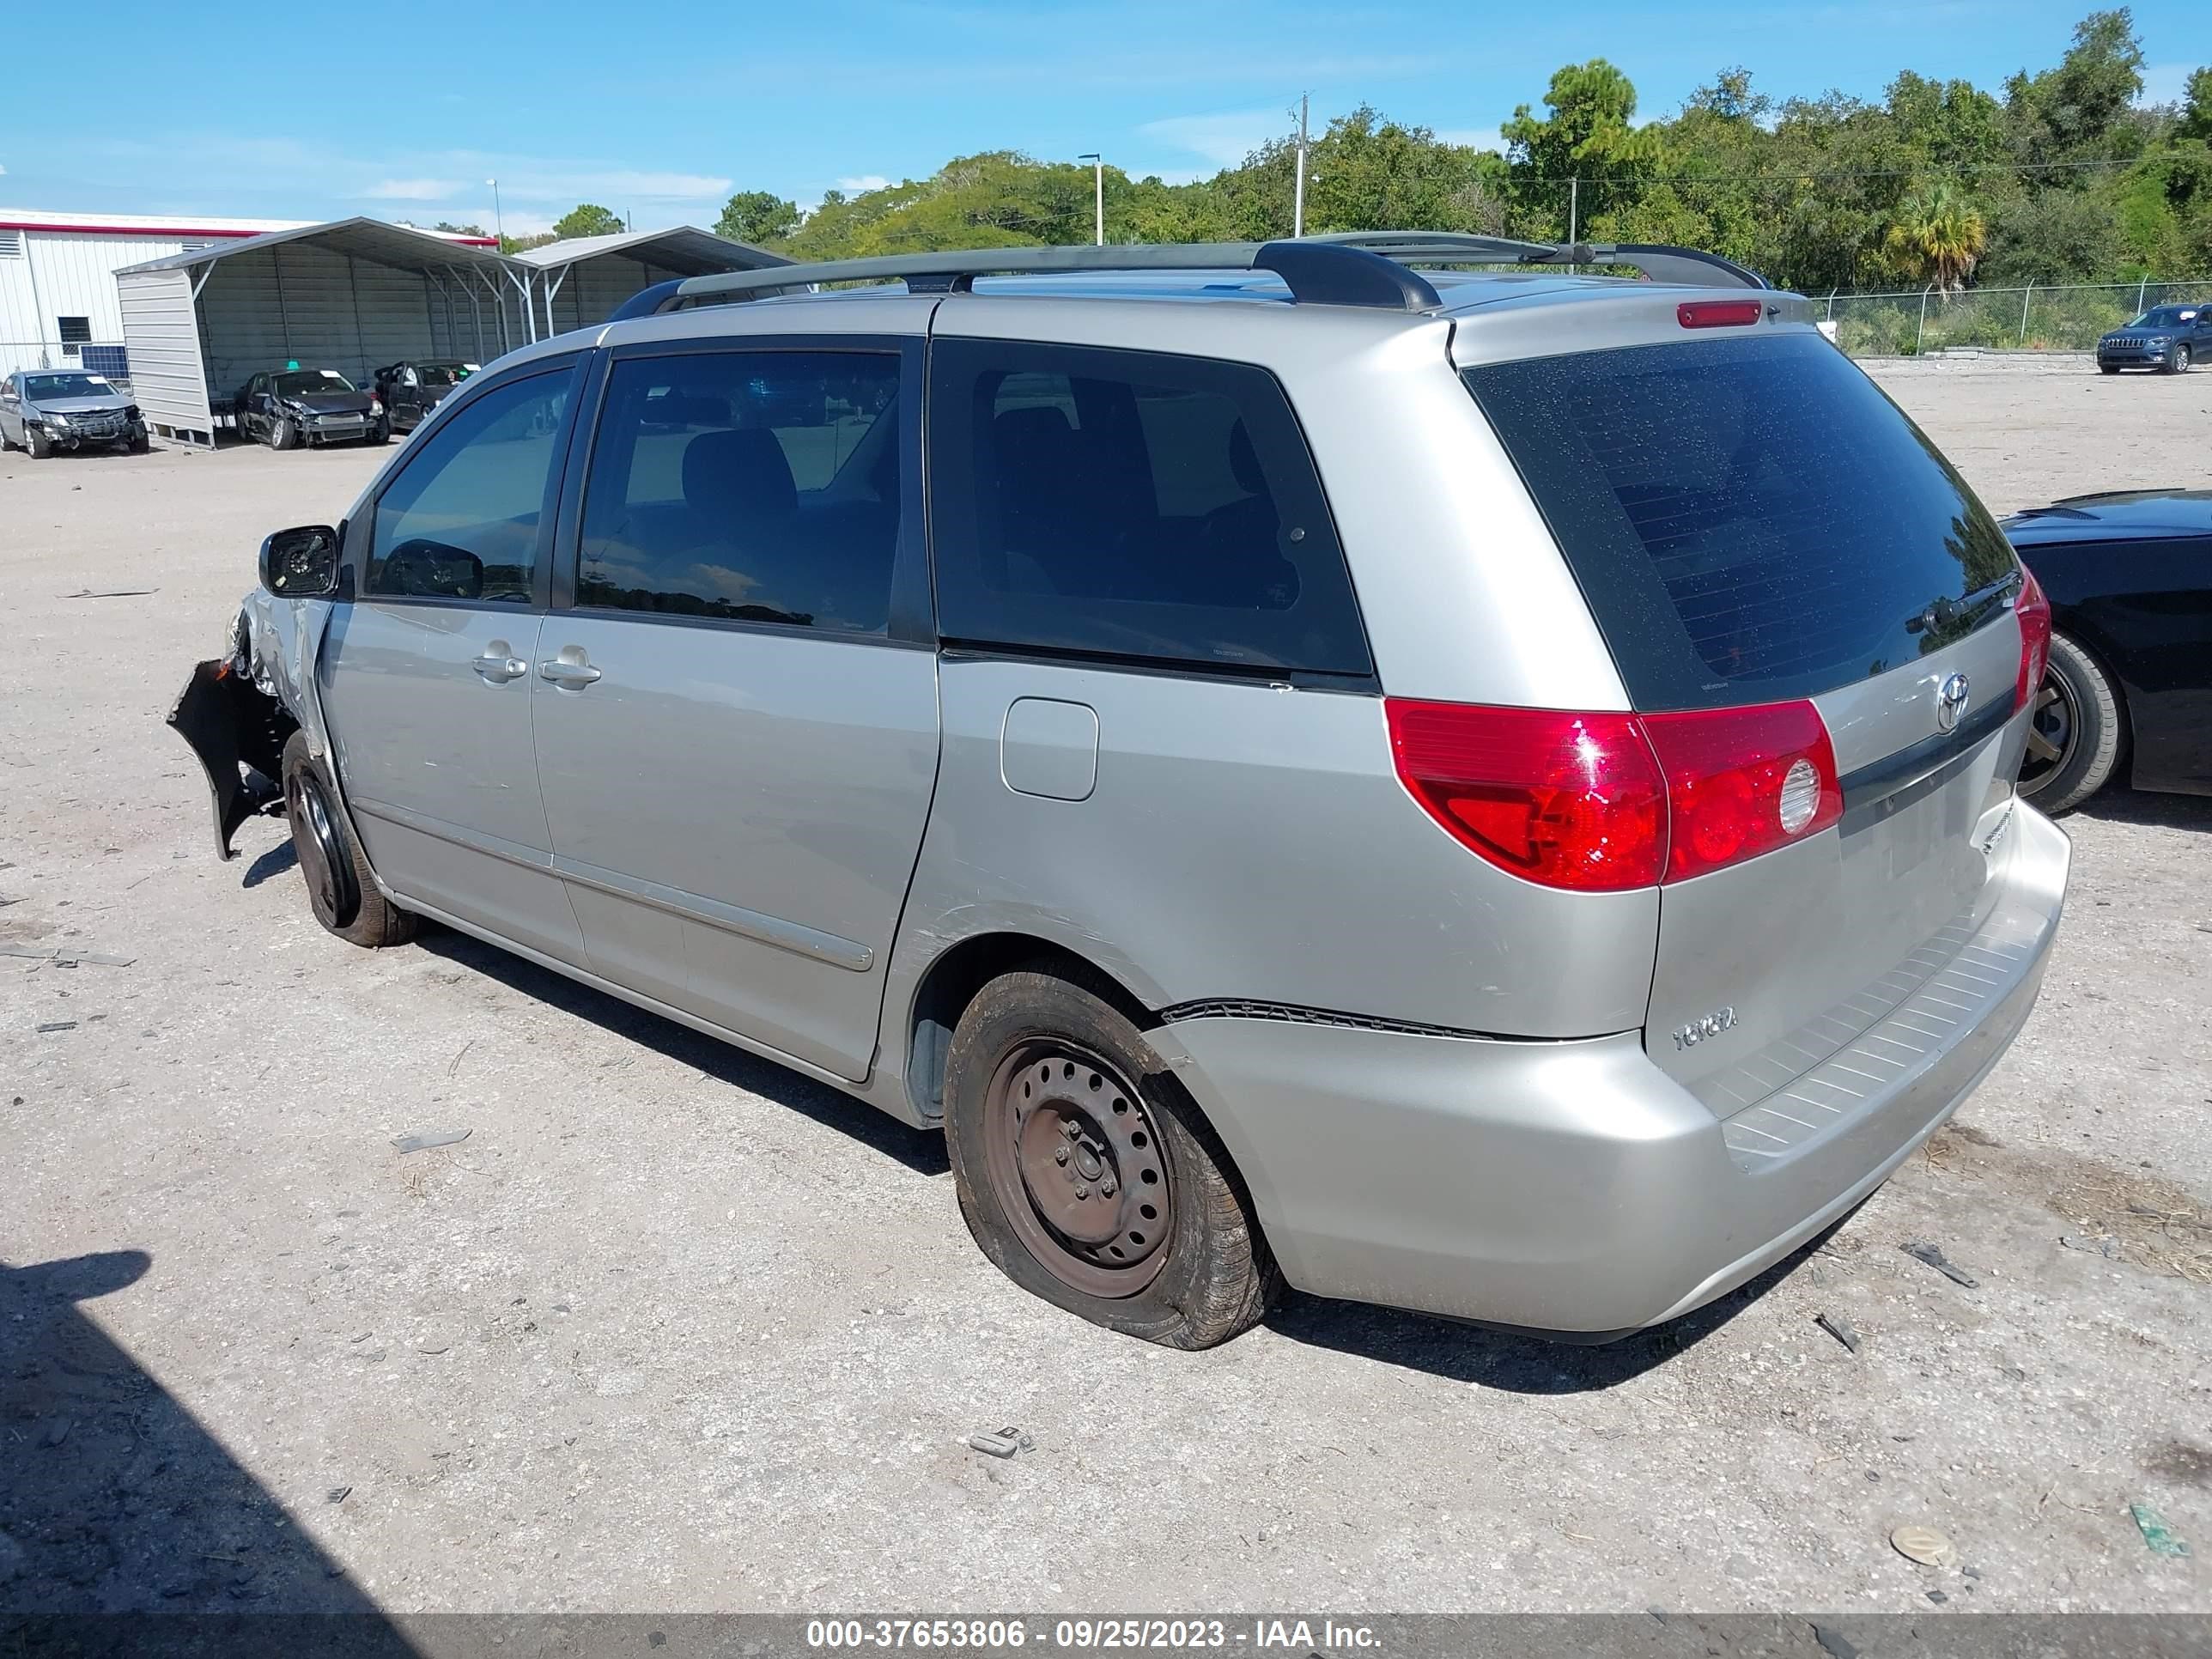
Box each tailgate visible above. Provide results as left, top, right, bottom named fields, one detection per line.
left=1462, top=325, right=2035, bottom=1091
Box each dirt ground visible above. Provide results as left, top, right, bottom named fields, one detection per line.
left=3, top=356, right=2209, bottom=1618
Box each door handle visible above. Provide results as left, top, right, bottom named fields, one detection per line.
left=538, top=654, right=602, bottom=689
left=471, top=649, right=528, bottom=684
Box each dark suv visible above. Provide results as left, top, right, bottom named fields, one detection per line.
left=2096, top=303, right=2210, bottom=374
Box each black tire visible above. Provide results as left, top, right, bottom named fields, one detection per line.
left=366, top=415, right=391, bottom=445
left=2018, top=633, right=2124, bottom=814
left=2099, top=362, right=2120, bottom=374
left=944, top=967, right=1279, bottom=1348
left=26, top=427, right=52, bottom=459
left=270, top=416, right=298, bottom=452
left=2174, top=344, right=2194, bottom=374
left=129, top=432, right=150, bottom=454
left=280, top=731, right=416, bottom=947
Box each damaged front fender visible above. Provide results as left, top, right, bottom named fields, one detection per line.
left=166, top=589, right=340, bottom=860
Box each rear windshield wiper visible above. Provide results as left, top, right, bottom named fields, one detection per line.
left=1903, top=572, right=2021, bottom=635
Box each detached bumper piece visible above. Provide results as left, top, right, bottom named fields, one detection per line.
left=166, top=659, right=289, bottom=860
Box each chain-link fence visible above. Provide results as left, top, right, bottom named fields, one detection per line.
left=1822, top=281, right=2212, bottom=357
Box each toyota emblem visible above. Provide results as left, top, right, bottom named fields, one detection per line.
left=1936, top=672, right=1970, bottom=732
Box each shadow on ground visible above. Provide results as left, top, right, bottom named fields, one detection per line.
left=2071, top=786, right=2212, bottom=834
left=415, top=927, right=950, bottom=1179
left=0, top=1249, right=411, bottom=1639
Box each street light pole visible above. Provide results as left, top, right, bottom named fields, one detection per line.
left=1292, top=92, right=1310, bottom=238
left=486, top=178, right=504, bottom=246
left=1078, top=153, right=1103, bottom=244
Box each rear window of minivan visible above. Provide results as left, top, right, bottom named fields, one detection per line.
left=1463, top=333, right=2021, bottom=711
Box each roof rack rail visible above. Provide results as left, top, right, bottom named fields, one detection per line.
left=1308, top=231, right=1769, bottom=290
left=608, top=230, right=1766, bottom=322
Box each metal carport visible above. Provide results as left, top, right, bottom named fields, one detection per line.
left=115, top=219, right=523, bottom=449
left=514, top=227, right=789, bottom=337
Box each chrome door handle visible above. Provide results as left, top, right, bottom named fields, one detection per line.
left=471, top=652, right=528, bottom=684
left=538, top=657, right=602, bottom=688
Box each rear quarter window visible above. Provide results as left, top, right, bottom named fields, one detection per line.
left=927, top=339, right=1371, bottom=678
left=1464, top=332, right=2020, bottom=710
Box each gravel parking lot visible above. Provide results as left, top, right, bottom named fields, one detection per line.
left=3, top=355, right=2209, bottom=1619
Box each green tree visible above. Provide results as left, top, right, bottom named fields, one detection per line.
left=1884, top=182, right=1990, bottom=290
left=1503, top=59, right=1661, bottom=240
left=2180, top=67, right=2212, bottom=142
left=716, top=191, right=803, bottom=246
left=431, top=220, right=489, bottom=237
left=551, top=204, right=625, bottom=240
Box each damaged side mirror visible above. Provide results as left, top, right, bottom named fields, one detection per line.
left=259, top=525, right=340, bottom=598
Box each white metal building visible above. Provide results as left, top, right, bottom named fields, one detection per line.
left=514, top=226, right=787, bottom=336
left=0, top=209, right=497, bottom=379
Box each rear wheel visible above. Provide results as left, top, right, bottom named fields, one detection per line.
left=2018, top=633, right=2124, bottom=813
left=280, top=731, right=416, bottom=947
left=944, top=969, right=1279, bottom=1348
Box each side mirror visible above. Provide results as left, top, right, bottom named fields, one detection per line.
left=259, top=525, right=341, bottom=598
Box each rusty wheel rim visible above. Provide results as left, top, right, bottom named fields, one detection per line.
left=981, top=1041, right=1171, bottom=1298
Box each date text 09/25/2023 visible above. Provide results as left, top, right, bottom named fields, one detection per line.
left=805, top=1619, right=1381, bottom=1650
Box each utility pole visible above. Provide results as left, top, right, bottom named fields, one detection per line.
left=1078, top=153, right=1103, bottom=244
left=1292, top=92, right=1310, bottom=239
left=1567, top=176, right=1578, bottom=247
left=486, top=178, right=504, bottom=246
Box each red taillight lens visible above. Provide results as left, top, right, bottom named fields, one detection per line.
left=1388, top=697, right=1843, bottom=890
left=1640, top=701, right=1842, bottom=884
left=2013, top=565, right=2051, bottom=712
left=1386, top=702, right=1665, bottom=891
left=1678, top=300, right=1765, bottom=329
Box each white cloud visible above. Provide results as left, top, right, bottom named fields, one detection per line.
left=836, top=173, right=890, bottom=193
left=496, top=168, right=730, bottom=202
left=1138, top=109, right=1285, bottom=170
left=2138, top=63, right=2194, bottom=107
left=359, top=178, right=466, bottom=201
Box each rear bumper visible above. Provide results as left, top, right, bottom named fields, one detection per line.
left=1155, top=802, right=2069, bottom=1337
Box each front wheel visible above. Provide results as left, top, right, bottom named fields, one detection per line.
left=2099, top=362, right=2120, bottom=374
left=366, top=414, right=391, bottom=445
left=2018, top=633, right=2124, bottom=813
left=26, top=427, right=52, bottom=459
left=280, top=731, right=416, bottom=947
left=944, top=968, right=1279, bottom=1348
left=2173, top=344, right=2194, bottom=374
left=270, top=416, right=298, bottom=451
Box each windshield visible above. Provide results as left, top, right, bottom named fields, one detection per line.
left=276, top=370, right=355, bottom=397
left=2127, top=307, right=2198, bottom=329
left=24, top=373, right=116, bottom=402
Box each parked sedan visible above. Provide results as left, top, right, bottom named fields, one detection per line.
left=371, top=360, right=477, bottom=431
left=2095, top=303, right=2211, bottom=374
left=0, top=368, right=149, bottom=457
left=234, top=368, right=390, bottom=450
left=2003, top=489, right=2212, bottom=810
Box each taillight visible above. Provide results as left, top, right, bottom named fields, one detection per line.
left=1386, top=702, right=1665, bottom=891
left=2013, top=565, right=2051, bottom=712
left=1678, top=300, right=1764, bottom=328
left=1640, top=701, right=1842, bottom=884
left=1387, top=697, right=1842, bottom=890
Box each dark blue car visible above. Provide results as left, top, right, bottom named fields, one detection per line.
left=2096, top=302, right=2211, bottom=374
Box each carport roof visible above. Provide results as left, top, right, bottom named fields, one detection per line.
left=117, top=216, right=517, bottom=276
left=511, top=225, right=791, bottom=276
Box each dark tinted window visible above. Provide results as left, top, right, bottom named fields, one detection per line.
left=576, top=350, right=901, bottom=634
left=928, top=340, right=1370, bottom=677
left=368, top=367, right=574, bottom=604
left=1464, top=333, right=2019, bottom=710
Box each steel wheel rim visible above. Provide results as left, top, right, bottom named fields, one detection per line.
left=981, top=1040, right=1172, bottom=1298
left=287, top=769, right=356, bottom=926
left=2019, top=672, right=2075, bottom=793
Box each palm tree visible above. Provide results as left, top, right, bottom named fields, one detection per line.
left=1884, top=183, right=1988, bottom=295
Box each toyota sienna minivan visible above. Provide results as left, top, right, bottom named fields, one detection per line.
left=173, top=233, right=2069, bottom=1349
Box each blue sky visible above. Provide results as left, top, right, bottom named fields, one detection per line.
left=3, top=1, right=2202, bottom=235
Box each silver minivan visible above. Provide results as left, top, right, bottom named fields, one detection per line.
left=173, top=234, right=2069, bottom=1349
